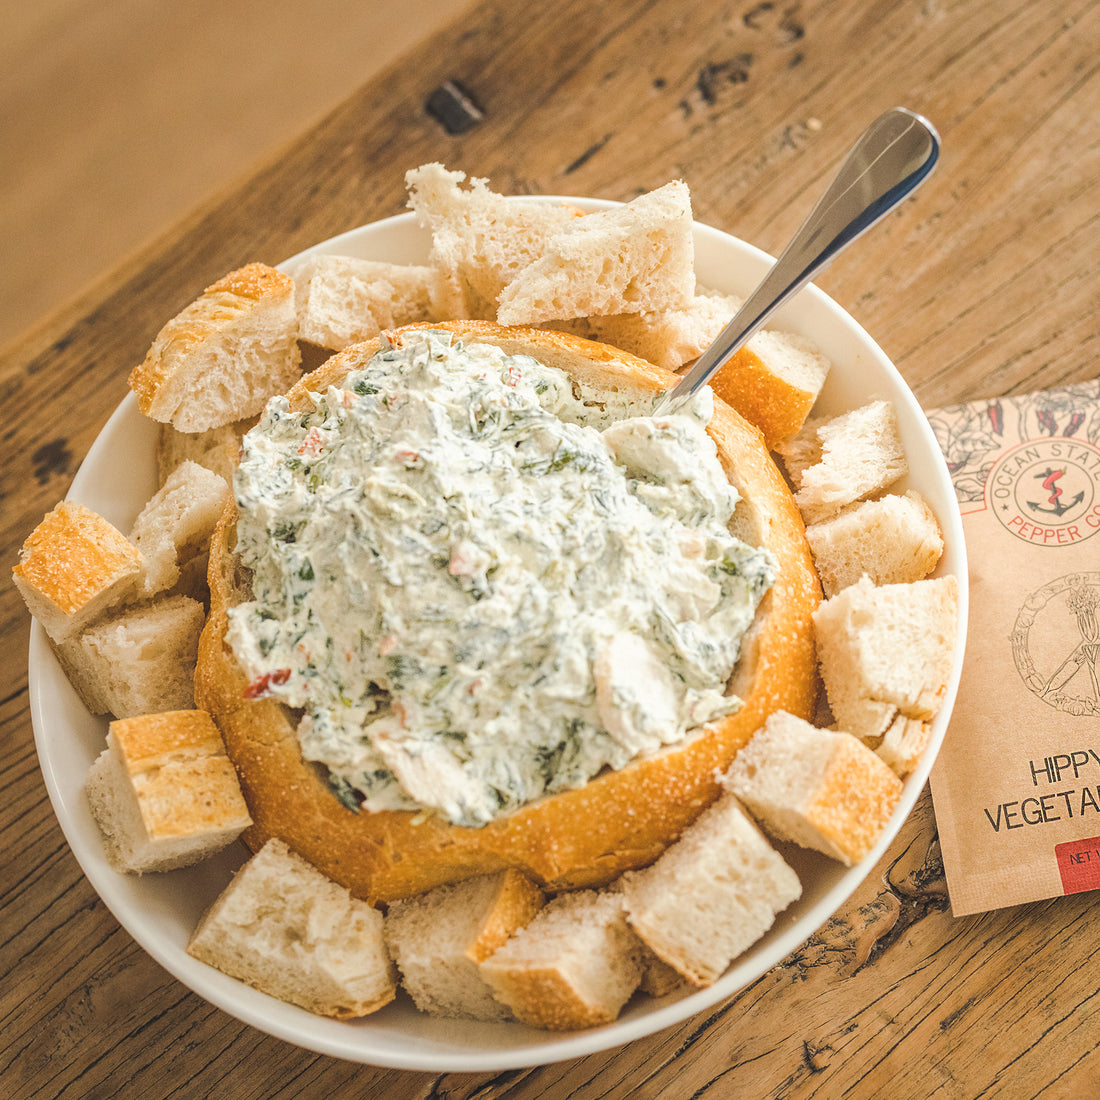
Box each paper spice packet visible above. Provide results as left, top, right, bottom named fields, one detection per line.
left=927, top=381, right=1100, bottom=916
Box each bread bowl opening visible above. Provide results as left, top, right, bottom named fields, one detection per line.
left=219, top=326, right=782, bottom=832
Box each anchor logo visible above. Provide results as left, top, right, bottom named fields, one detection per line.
left=1028, top=467, right=1087, bottom=518
left=987, top=438, right=1100, bottom=544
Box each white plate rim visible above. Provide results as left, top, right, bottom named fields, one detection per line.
left=27, top=199, right=969, bottom=1071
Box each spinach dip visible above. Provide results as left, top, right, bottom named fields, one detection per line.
left=227, top=330, right=775, bottom=828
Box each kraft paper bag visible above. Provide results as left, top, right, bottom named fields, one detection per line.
left=927, top=381, right=1100, bottom=916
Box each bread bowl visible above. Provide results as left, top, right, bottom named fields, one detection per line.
left=195, top=319, right=822, bottom=903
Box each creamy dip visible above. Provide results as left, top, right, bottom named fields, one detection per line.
left=227, top=330, right=775, bottom=827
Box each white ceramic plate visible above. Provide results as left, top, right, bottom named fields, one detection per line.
left=28, top=200, right=968, bottom=1071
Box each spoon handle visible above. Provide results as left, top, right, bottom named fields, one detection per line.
left=653, top=107, right=941, bottom=415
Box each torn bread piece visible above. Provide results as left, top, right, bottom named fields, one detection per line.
left=479, top=890, right=644, bottom=1030
left=54, top=594, right=206, bottom=717
left=496, top=180, right=695, bottom=325
left=406, top=162, right=580, bottom=319
left=805, top=490, right=944, bottom=597
left=188, top=838, right=397, bottom=1019
left=813, top=575, right=959, bottom=775
left=638, top=946, right=688, bottom=997
left=85, top=709, right=251, bottom=873
left=129, top=460, right=230, bottom=598
left=156, top=419, right=252, bottom=486
left=620, top=791, right=801, bottom=987
left=875, top=713, right=938, bottom=778
left=723, top=710, right=903, bottom=865
left=295, top=254, right=447, bottom=350
left=13, top=501, right=142, bottom=643
left=555, top=291, right=741, bottom=369
left=776, top=400, right=908, bottom=524
left=128, top=262, right=301, bottom=433
left=383, top=869, right=545, bottom=1021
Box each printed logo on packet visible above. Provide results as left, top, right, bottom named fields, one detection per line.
left=1012, top=572, right=1100, bottom=717
left=986, top=438, right=1100, bottom=545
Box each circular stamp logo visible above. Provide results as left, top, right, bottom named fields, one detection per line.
left=986, top=438, right=1100, bottom=544
left=1012, top=572, right=1100, bottom=717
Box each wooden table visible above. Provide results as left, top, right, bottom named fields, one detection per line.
left=3, top=0, right=1097, bottom=1095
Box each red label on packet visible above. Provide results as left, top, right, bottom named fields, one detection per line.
left=1055, top=837, right=1100, bottom=895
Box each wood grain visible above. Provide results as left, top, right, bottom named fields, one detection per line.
left=3, top=0, right=1098, bottom=1096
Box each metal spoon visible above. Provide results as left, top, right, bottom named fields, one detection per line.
left=652, top=107, right=940, bottom=415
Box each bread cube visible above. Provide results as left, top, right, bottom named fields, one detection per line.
left=875, top=713, right=937, bottom=779
left=480, top=890, right=644, bottom=1030
left=384, top=869, right=545, bottom=1021
left=13, top=501, right=142, bottom=643
left=620, top=792, right=801, bottom=987
left=85, top=709, right=251, bottom=873
left=723, top=710, right=903, bottom=865
left=188, top=839, right=397, bottom=1019
left=776, top=400, right=908, bottom=523
left=496, top=181, right=695, bottom=325
left=637, top=947, right=687, bottom=997
left=129, top=460, right=229, bottom=598
left=295, top=254, right=445, bottom=350
left=54, top=594, right=205, bottom=717
left=813, top=575, right=959, bottom=773
left=805, top=490, right=944, bottom=596
left=156, top=418, right=252, bottom=486
left=128, top=262, right=301, bottom=433
left=710, top=327, right=831, bottom=448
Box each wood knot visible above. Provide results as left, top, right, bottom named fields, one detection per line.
left=425, top=80, right=485, bottom=135
left=802, top=1039, right=834, bottom=1072
left=743, top=1, right=806, bottom=44
left=32, top=437, right=73, bottom=484
left=696, top=55, right=755, bottom=106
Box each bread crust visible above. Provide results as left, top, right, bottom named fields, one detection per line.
left=13, top=501, right=142, bottom=642
left=195, top=321, right=821, bottom=904
left=128, top=262, right=300, bottom=433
